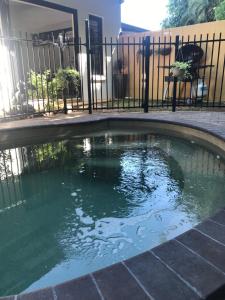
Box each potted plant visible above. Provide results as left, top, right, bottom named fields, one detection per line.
left=157, top=47, right=172, bottom=56
left=171, top=61, right=192, bottom=80
left=113, top=58, right=128, bottom=99
left=136, top=48, right=153, bottom=63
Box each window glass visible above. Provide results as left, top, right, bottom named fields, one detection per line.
left=89, top=15, right=103, bottom=75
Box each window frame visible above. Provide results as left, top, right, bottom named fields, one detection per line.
left=14, top=0, right=79, bottom=69
left=89, top=14, right=104, bottom=76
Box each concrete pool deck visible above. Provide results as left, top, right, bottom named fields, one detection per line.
left=1, top=111, right=225, bottom=300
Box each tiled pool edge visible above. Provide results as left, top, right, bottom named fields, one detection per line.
left=4, top=215, right=225, bottom=300
left=2, top=113, right=225, bottom=300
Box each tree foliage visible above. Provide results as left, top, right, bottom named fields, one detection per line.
left=162, top=0, right=223, bottom=28
left=215, top=0, right=225, bottom=20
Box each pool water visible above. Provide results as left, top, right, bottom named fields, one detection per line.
left=1, top=131, right=225, bottom=296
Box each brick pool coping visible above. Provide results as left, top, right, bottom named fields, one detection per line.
left=2, top=111, right=225, bottom=300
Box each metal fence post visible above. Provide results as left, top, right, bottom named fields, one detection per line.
left=63, top=93, right=68, bottom=114
left=143, top=36, right=150, bottom=113
left=85, top=19, right=92, bottom=114
left=172, top=35, right=179, bottom=112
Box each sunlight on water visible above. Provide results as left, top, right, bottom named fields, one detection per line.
left=0, top=131, right=225, bottom=296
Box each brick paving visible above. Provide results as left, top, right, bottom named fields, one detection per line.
left=1, top=112, right=225, bottom=300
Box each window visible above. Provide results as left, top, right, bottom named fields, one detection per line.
left=89, top=15, right=103, bottom=75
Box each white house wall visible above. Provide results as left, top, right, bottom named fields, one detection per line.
left=45, top=0, right=122, bottom=40
left=9, top=0, right=122, bottom=104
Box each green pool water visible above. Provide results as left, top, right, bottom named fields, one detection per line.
left=1, top=130, right=225, bottom=296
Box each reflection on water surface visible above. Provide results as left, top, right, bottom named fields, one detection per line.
left=0, top=131, right=225, bottom=296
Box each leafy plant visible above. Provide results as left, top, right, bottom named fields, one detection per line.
left=55, top=68, right=80, bottom=96
left=27, top=68, right=80, bottom=101
left=157, top=47, right=172, bottom=56
left=28, top=70, right=57, bottom=100
left=136, top=49, right=154, bottom=63
left=171, top=61, right=192, bottom=80
left=136, top=47, right=171, bottom=64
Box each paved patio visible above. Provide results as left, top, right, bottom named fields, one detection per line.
left=1, top=111, right=225, bottom=136
left=1, top=111, right=225, bottom=300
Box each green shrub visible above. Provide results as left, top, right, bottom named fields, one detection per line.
left=28, top=70, right=57, bottom=100
left=55, top=68, right=80, bottom=96
left=28, top=68, right=80, bottom=100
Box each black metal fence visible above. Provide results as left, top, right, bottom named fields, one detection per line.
left=0, top=31, right=89, bottom=119
left=0, top=21, right=225, bottom=121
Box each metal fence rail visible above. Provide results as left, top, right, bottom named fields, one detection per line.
left=0, top=21, right=225, bottom=121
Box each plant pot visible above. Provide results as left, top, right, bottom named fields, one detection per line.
left=171, top=67, right=185, bottom=78
left=113, top=74, right=128, bottom=99
left=158, top=47, right=172, bottom=56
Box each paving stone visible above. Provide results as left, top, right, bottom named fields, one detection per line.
left=55, top=275, right=101, bottom=300
left=177, top=229, right=225, bottom=273
left=196, top=219, right=225, bottom=245
left=152, top=239, right=225, bottom=299
left=125, top=251, right=200, bottom=300
left=18, top=288, right=53, bottom=300
left=210, top=210, right=225, bottom=225
left=93, top=262, right=150, bottom=300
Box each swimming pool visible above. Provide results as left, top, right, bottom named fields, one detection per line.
left=1, top=128, right=225, bottom=296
